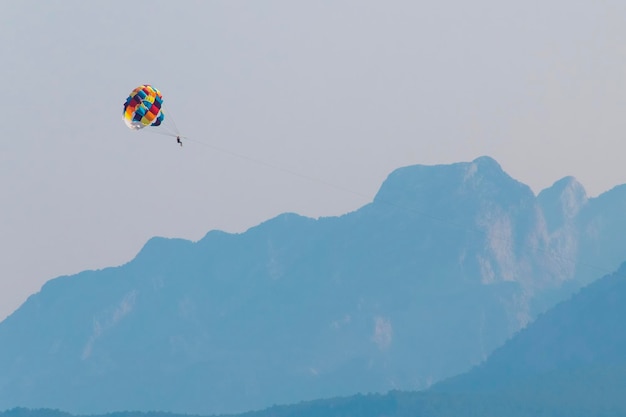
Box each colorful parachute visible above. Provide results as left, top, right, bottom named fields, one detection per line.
left=123, top=85, right=165, bottom=130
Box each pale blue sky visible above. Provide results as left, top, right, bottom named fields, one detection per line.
left=1, top=0, right=626, bottom=320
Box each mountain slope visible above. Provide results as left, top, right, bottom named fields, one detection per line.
left=434, top=261, right=626, bottom=398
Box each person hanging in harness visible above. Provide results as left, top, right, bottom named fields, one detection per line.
left=176, top=136, right=183, bottom=147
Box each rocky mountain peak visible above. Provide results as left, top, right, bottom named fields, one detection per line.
left=538, top=176, right=588, bottom=233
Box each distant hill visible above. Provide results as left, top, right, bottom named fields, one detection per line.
left=2, top=156, right=626, bottom=415
left=432, top=261, right=626, bottom=409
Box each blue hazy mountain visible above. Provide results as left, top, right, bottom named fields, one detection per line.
left=2, top=156, right=626, bottom=415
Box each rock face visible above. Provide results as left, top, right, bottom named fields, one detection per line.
left=1, top=156, right=626, bottom=415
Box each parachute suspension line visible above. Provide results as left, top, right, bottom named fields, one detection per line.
left=161, top=102, right=182, bottom=137
left=141, top=104, right=180, bottom=139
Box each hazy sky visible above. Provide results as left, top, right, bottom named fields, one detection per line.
left=1, top=0, right=626, bottom=320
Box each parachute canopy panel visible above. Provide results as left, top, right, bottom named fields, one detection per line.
left=123, top=85, right=165, bottom=130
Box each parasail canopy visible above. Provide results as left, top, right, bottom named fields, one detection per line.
left=123, top=84, right=165, bottom=131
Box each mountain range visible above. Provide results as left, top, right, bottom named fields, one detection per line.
left=2, top=156, right=626, bottom=415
